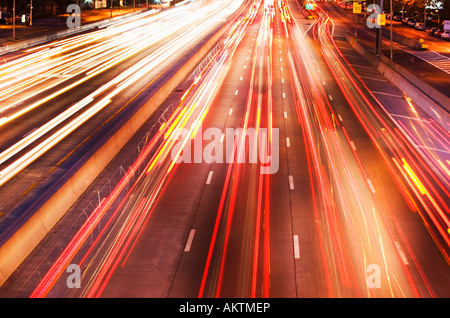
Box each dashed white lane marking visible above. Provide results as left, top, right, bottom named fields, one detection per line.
left=366, top=178, right=376, bottom=194
left=395, top=241, right=409, bottom=265
left=350, top=140, right=357, bottom=151
left=293, top=235, right=300, bottom=259
left=289, top=175, right=294, bottom=190
left=184, top=229, right=196, bottom=252
left=206, top=171, right=214, bottom=185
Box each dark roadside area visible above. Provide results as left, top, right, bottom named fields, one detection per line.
left=0, top=4, right=156, bottom=46
left=324, top=1, right=450, bottom=102
left=388, top=50, right=450, bottom=100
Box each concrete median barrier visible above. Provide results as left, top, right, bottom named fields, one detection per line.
left=0, top=2, right=247, bottom=288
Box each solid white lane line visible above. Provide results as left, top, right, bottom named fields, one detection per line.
left=371, top=91, right=403, bottom=98
left=358, top=75, right=387, bottom=82
left=350, top=63, right=372, bottom=69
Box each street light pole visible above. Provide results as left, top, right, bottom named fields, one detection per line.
left=78, top=0, right=82, bottom=27
left=13, top=0, right=15, bottom=40
left=30, top=0, right=32, bottom=26
left=424, top=4, right=427, bottom=28
left=390, top=0, right=393, bottom=60
left=376, top=0, right=383, bottom=55
left=401, top=1, right=404, bottom=20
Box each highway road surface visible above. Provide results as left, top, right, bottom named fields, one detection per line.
left=0, top=0, right=448, bottom=298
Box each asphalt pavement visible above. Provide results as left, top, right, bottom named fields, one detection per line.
left=0, top=0, right=448, bottom=298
